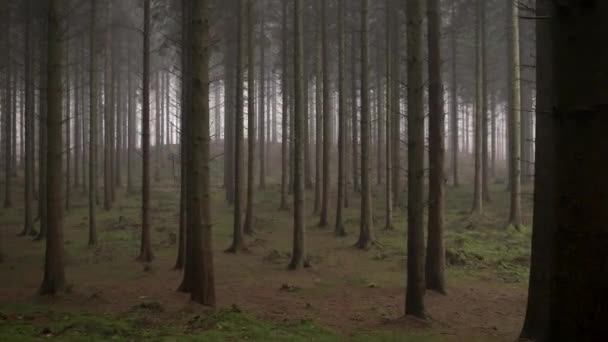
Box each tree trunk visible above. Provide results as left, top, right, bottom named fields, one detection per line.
left=279, top=0, right=289, bottom=211
left=425, top=0, right=446, bottom=294
left=449, top=0, right=459, bottom=188
left=319, top=0, right=330, bottom=227
left=88, top=0, right=98, bottom=246
left=2, top=1, right=12, bottom=209
left=188, top=0, right=216, bottom=305
left=334, top=0, right=346, bottom=237
left=40, top=0, right=66, bottom=295
left=313, top=0, right=322, bottom=213
left=390, top=2, right=400, bottom=206
left=471, top=0, right=484, bottom=216
left=138, top=0, right=154, bottom=263
left=481, top=1, right=491, bottom=203
left=384, top=0, right=393, bottom=230
left=244, top=0, right=256, bottom=236
left=507, top=0, right=522, bottom=229
left=65, top=31, right=71, bottom=212
left=356, top=0, right=374, bottom=250
left=258, top=3, right=266, bottom=189
left=226, top=0, right=246, bottom=252
left=127, top=28, right=135, bottom=195
left=289, top=0, right=307, bottom=271
left=405, top=0, right=426, bottom=319
left=22, top=0, right=36, bottom=237
left=103, top=0, right=113, bottom=211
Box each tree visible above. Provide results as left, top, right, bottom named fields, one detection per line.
left=279, top=0, right=289, bottom=211
left=288, top=0, right=307, bottom=270
left=405, top=0, right=426, bottom=319
left=355, top=0, right=374, bottom=250
left=104, top=0, right=114, bottom=212
left=22, top=0, right=37, bottom=238
left=244, top=0, right=256, bottom=237
left=40, top=0, right=66, bottom=295
left=425, top=0, right=446, bottom=294
left=523, top=1, right=608, bottom=339
left=471, top=0, right=484, bottom=216
left=188, top=0, right=216, bottom=305
left=318, top=0, right=330, bottom=228
left=313, top=0, right=322, bottom=214
left=3, top=1, right=12, bottom=209
left=88, top=0, right=98, bottom=246
left=334, top=0, right=346, bottom=237
left=449, top=0, right=459, bottom=188
left=384, top=0, right=393, bottom=231
left=138, top=0, right=154, bottom=263
left=226, top=0, right=246, bottom=252
left=506, top=0, right=522, bottom=230
left=258, top=1, right=266, bottom=190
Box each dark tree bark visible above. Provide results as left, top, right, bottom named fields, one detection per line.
left=226, top=0, right=246, bottom=252
left=65, top=30, right=71, bottom=212
left=449, top=0, right=459, bottom=188
left=279, top=0, right=289, bottom=211
left=405, top=0, right=426, bottom=319
left=244, top=0, right=256, bottom=237
left=471, top=0, right=484, bottom=216
left=2, top=1, right=12, bottom=209
left=384, top=0, right=393, bottom=230
left=288, top=0, right=307, bottom=271
left=88, top=0, right=98, bottom=246
left=425, top=0, right=446, bottom=294
left=138, top=0, right=154, bottom=263
left=355, top=0, right=374, bottom=250
left=22, top=0, right=36, bottom=238
left=318, top=0, right=330, bottom=228
left=258, top=3, right=266, bottom=190
left=313, top=0, right=322, bottom=213
left=188, top=0, right=216, bottom=305
left=40, top=0, right=66, bottom=295
left=334, top=0, right=346, bottom=237
left=103, top=0, right=114, bottom=211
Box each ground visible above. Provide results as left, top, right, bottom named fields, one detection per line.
left=0, top=157, right=533, bottom=341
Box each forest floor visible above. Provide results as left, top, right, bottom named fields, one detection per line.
left=0, top=164, right=533, bottom=341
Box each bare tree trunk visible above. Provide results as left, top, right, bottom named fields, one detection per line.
left=425, top=0, right=446, bottom=294
left=226, top=0, right=246, bottom=252
left=244, top=0, right=256, bottom=237
left=471, top=0, right=484, bottom=216
left=40, top=0, right=66, bottom=295
left=258, top=2, right=266, bottom=190
left=279, top=0, right=289, bottom=211
left=319, top=0, right=330, bottom=227
left=507, top=0, right=522, bottom=229
left=65, top=30, right=71, bottom=211
left=390, top=2, right=400, bottom=206
left=334, top=0, right=346, bottom=237
left=481, top=1, right=490, bottom=204
left=138, top=0, right=154, bottom=263
left=103, top=0, right=113, bottom=211
left=188, top=0, right=216, bottom=305
left=384, top=0, right=392, bottom=230
left=405, top=0, right=426, bottom=319
left=88, top=0, right=98, bottom=246
left=154, top=71, right=161, bottom=183
left=350, top=27, right=360, bottom=194
left=449, top=0, right=459, bottom=188
left=127, top=28, right=135, bottom=195
left=313, top=0, right=322, bottom=213
left=2, top=1, right=12, bottom=209
left=356, top=0, right=374, bottom=250
left=289, top=0, right=308, bottom=271
left=22, top=1, right=36, bottom=237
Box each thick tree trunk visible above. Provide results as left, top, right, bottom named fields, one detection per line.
left=40, top=0, right=66, bottom=295
left=425, top=0, right=446, bottom=294
left=188, top=0, right=216, bottom=305
left=65, top=32, right=71, bottom=211
left=288, top=0, right=307, bottom=270
left=356, top=0, right=374, bottom=249
left=405, top=0, right=426, bottom=319
left=226, top=0, right=246, bottom=252
left=138, top=0, right=154, bottom=263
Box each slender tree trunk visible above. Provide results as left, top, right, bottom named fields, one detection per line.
left=154, top=71, right=161, bottom=183
left=507, top=0, right=522, bottom=229
left=481, top=1, right=491, bottom=203
left=426, top=0, right=446, bottom=294
left=226, top=0, right=246, bottom=252
left=244, top=0, right=256, bottom=236
left=65, top=32, right=71, bottom=211
left=350, top=27, right=360, bottom=194
left=258, top=3, right=266, bottom=190
left=450, top=1, right=459, bottom=188
left=405, top=0, right=426, bottom=319
left=279, top=0, right=289, bottom=211
left=319, top=0, right=330, bottom=227
left=74, top=32, right=81, bottom=190
left=313, top=0, right=322, bottom=213
left=88, top=0, right=98, bottom=246
left=188, top=0, right=216, bottom=305
left=471, top=0, right=484, bottom=216
left=289, top=0, right=308, bottom=271
left=127, top=29, right=135, bottom=195
left=223, top=30, right=235, bottom=204
left=334, top=0, right=346, bottom=237
left=3, top=6, right=12, bottom=208
left=22, top=1, right=36, bottom=237
left=384, top=0, right=393, bottom=230
left=40, top=0, right=66, bottom=295
left=138, top=0, right=154, bottom=263
left=103, top=0, right=113, bottom=211
left=355, top=0, right=374, bottom=250
left=390, top=3, right=400, bottom=206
